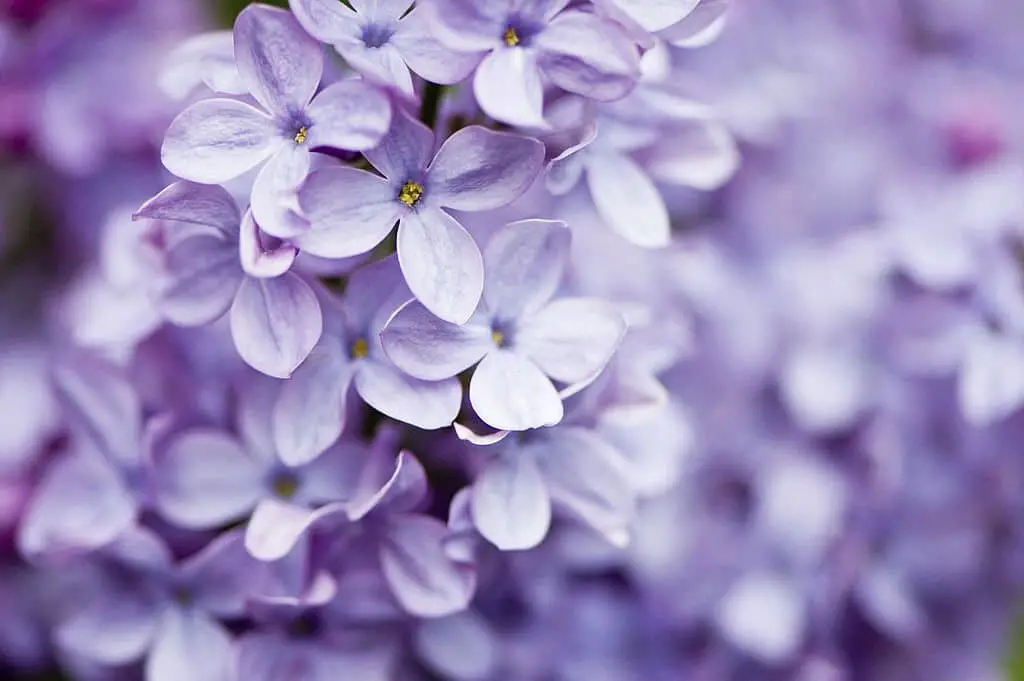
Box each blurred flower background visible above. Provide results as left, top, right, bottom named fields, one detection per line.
left=2, top=0, right=1024, bottom=680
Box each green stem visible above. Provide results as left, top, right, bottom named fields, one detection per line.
left=419, top=82, right=445, bottom=130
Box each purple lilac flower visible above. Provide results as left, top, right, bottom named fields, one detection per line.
left=424, top=0, right=641, bottom=127
left=296, top=107, right=544, bottom=323
left=290, top=0, right=479, bottom=97
left=382, top=218, right=627, bottom=431
left=274, top=255, right=461, bottom=466
left=161, top=3, right=391, bottom=237
left=594, top=0, right=730, bottom=47
left=135, top=181, right=323, bottom=379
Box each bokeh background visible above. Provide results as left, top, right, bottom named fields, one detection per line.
left=2, top=0, right=1024, bottom=679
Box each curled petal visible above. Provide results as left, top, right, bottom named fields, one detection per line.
left=240, top=211, right=299, bottom=278
left=381, top=300, right=492, bottom=381
left=134, top=181, right=240, bottom=235
left=245, top=498, right=347, bottom=562
left=250, top=145, right=312, bottom=239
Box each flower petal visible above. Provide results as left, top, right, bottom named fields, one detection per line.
left=660, top=0, right=729, bottom=48
left=161, top=98, right=277, bottom=184
left=55, top=584, right=160, bottom=666
left=585, top=150, right=670, bottom=248
left=160, top=31, right=246, bottom=100
left=160, top=235, right=242, bottom=326
left=536, top=11, right=640, bottom=102
left=180, top=530, right=258, bottom=617
left=150, top=429, right=264, bottom=530
left=134, top=181, right=240, bottom=235
left=146, top=609, right=234, bottom=681
left=472, top=454, right=551, bottom=551
left=516, top=298, right=626, bottom=384
left=597, top=0, right=699, bottom=33
left=290, top=0, right=359, bottom=43
left=274, top=342, right=354, bottom=466
left=234, top=4, right=323, bottom=114
left=392, top=8, right=482, bottom=85
left=338, top=42, right=415, bottom=97
left=249, top=144, right=312, bottom=239
left=355, top=360, right=462, bottom=430
left=239, top=211, right=299, bottom=278
left=469, top=350, right=563, bottom=431
left=472, top=48, right=547, bottom=128
left=245, top=498, right=347, bottom=562
left=422, top=0, right=504, bottom=52
left=295, top=167, right=403, bottom=258
left=428, top=124, right=545, bottom=212
left=230, top=273, right=323, bottom=378
left=545, top=122, right=596, bottom=196
left=958, top=328, right=1024, bottom=426
left=364, top=107, right=435, bottom=181
left=397, top=209, right=484, bottom=324
left=307, top=79, right=392, bottom=151
left=379, top=514, right=476, bottom=618
left=381, top=300, right=492, bottom=380
left=641, top=116, right=739, bottom=190
left=483, top=219, right=570, bottom=319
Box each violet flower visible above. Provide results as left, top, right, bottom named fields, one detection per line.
left=161, top=4, right=391, bottom=237
left=425, top=0, right=641, bottom=127
left=296, top=108, right=544, bottom=324
left=382, top=218, right=627, bottom=431
left=135, top=181, right=322, bottom=379
left=290, top=0, right=479, bottom=96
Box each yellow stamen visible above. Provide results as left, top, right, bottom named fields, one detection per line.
left=398, top=180, right=424, bottom=207
left=351, top=337, right=370, bottom=359
left=294, top=127, right=308, bottom=144
left=491, top=329, right=505, bottom=347
left=503, top=26, right=520, bottom=47
left=272, top=472, right=299, bottom=500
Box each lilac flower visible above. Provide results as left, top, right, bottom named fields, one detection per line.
left=425, top=0, right=641, bottom=127
left=159, top=30, right=245, bottom=101
left=135, top=181, right=323, bottom=379
left=274, top=255, right=462, bottom=467
left=290, top=0, right=479, bottom=96
left=161, top=4, right=391, bottom=237
left=296, top=108, right=544, bottom=323
left=594, top=0, right=729, bottom=47
left=382, top=218, right=626, bottom=431
left=54, top=528, right=257, bottom=681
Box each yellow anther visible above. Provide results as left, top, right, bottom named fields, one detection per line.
left=272, top=472, right=299, bottom=500
left=398, top=180, right=424, bottom=207
left=294, top=127, right=308, bottom=144
left=351, top=337, right=370, bottom=359
left=503, top=26, right=520, bottom=47
left=491, top=329, right=505, bottom=347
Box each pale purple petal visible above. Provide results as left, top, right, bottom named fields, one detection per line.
left=364, top=108, right=435, bottom=181
left=660, top=0, right=729, bottom=47
left=355, top=361, right=462, bottom=430
left=245, top=498, right=347, bottom=561
left=347, top=450, right=429, bottom=520
left=233, top=4, right=324, bottom=115
left=516, top=298, right=626, bottom=384
left=472, top=49, right=546, bottom=128
left=239, top=211, right=299, bottom=278
left=160, top=235, right=242, bottom=326
left=161, top=98, right=277, bottom=184
left=958, top=328, right=1024, bottom=426
left=55, top=587, right=160, bottom=666
left=274, top=342, right=354, bottom=466
left=249, top=145, right=312, bottom=239
left=150, top=429, right=264, bottom=529
left=536, top=12, right=640, bottom=101
left=160, top=31, right=245, bottom=100
left=641, top=116, right=739, bottom=190
left=545, top=123, right=596, bottom=195
left=423, top=0, right=504, bottom=52
left=306, top=79, right=392, bottom=151
left=414, top=612, right=499, bottom=681
left=295, top=167, right=404, bottom=258
left=531, top=427, right=633, bottom=546
left=469, top=350, right=564, bottom=431
left=146, top=609, right=233, bottom=681
left=472, top=454, right=551, bottom=551
left=428, top=125, right=545, bottom=211
left=180, top=530, right=257, bottom=617
left=351, top=0, right=412, bottom=18
left=290, top=0, right=359, bottom=44
left=339, top=42, right=415, bottom=97
left=18, top=448, right=136, bottom=561
left=397, top=208, right=484, bottom=324
left=598, top=0, right=699, bottom=32
left=379, top=514, right=476, bottom=618
left=585, top=150, right=670, bottom=247
left=381, top=301, right=492, bottom=381
left=483, top=219, right=570, bottom=319
left=230, top=273, right=323, bottom=379
left=341, top=254, right=410, bottom=335
left=392, top=8, right=481, bottom=85
left=134, top=181, right=241, bottom=235
left=714, top=572, right=806, bottom=664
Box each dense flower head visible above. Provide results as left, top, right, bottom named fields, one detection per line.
left=3, top=0, right=1024, bottom=680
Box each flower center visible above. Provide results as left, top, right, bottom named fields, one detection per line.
left=491, top=329, right=506, bottom=347
left=503, top=26, right=520, bottom=47
left=398, top=180, right=424, bottom=207
left=351, top=337, right=370, bottom=359
left=271, top=471, right=300, bottom=500
left=294, top=127, right=309, bottom=144
left=361, top=22, right=394, bottom=49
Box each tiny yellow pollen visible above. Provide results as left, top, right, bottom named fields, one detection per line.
left=491, top=329, right=505, bottom=347
left=294, top=127, right=308, bottom=144
left=503, top=26, right=520, bottom=47
left=351, top=337, right=370, bottom=359
left=398, top=180, right=424, bottom=207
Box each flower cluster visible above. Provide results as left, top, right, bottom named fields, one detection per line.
left=2, top=0, right=1024, bottom=680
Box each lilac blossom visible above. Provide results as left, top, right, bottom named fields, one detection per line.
left=382, top=219, right=627, bottom=431
left=274, top=255, right=461, bottom=467
left=425, top=0, right=641, bottom=127
left=135, top=181, right=323, bottom=379
left=296, top=108, right=544, bottom=323
left=161, top=4, right=391, bottom=237
left=290, top=0, right=479, bottom=96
